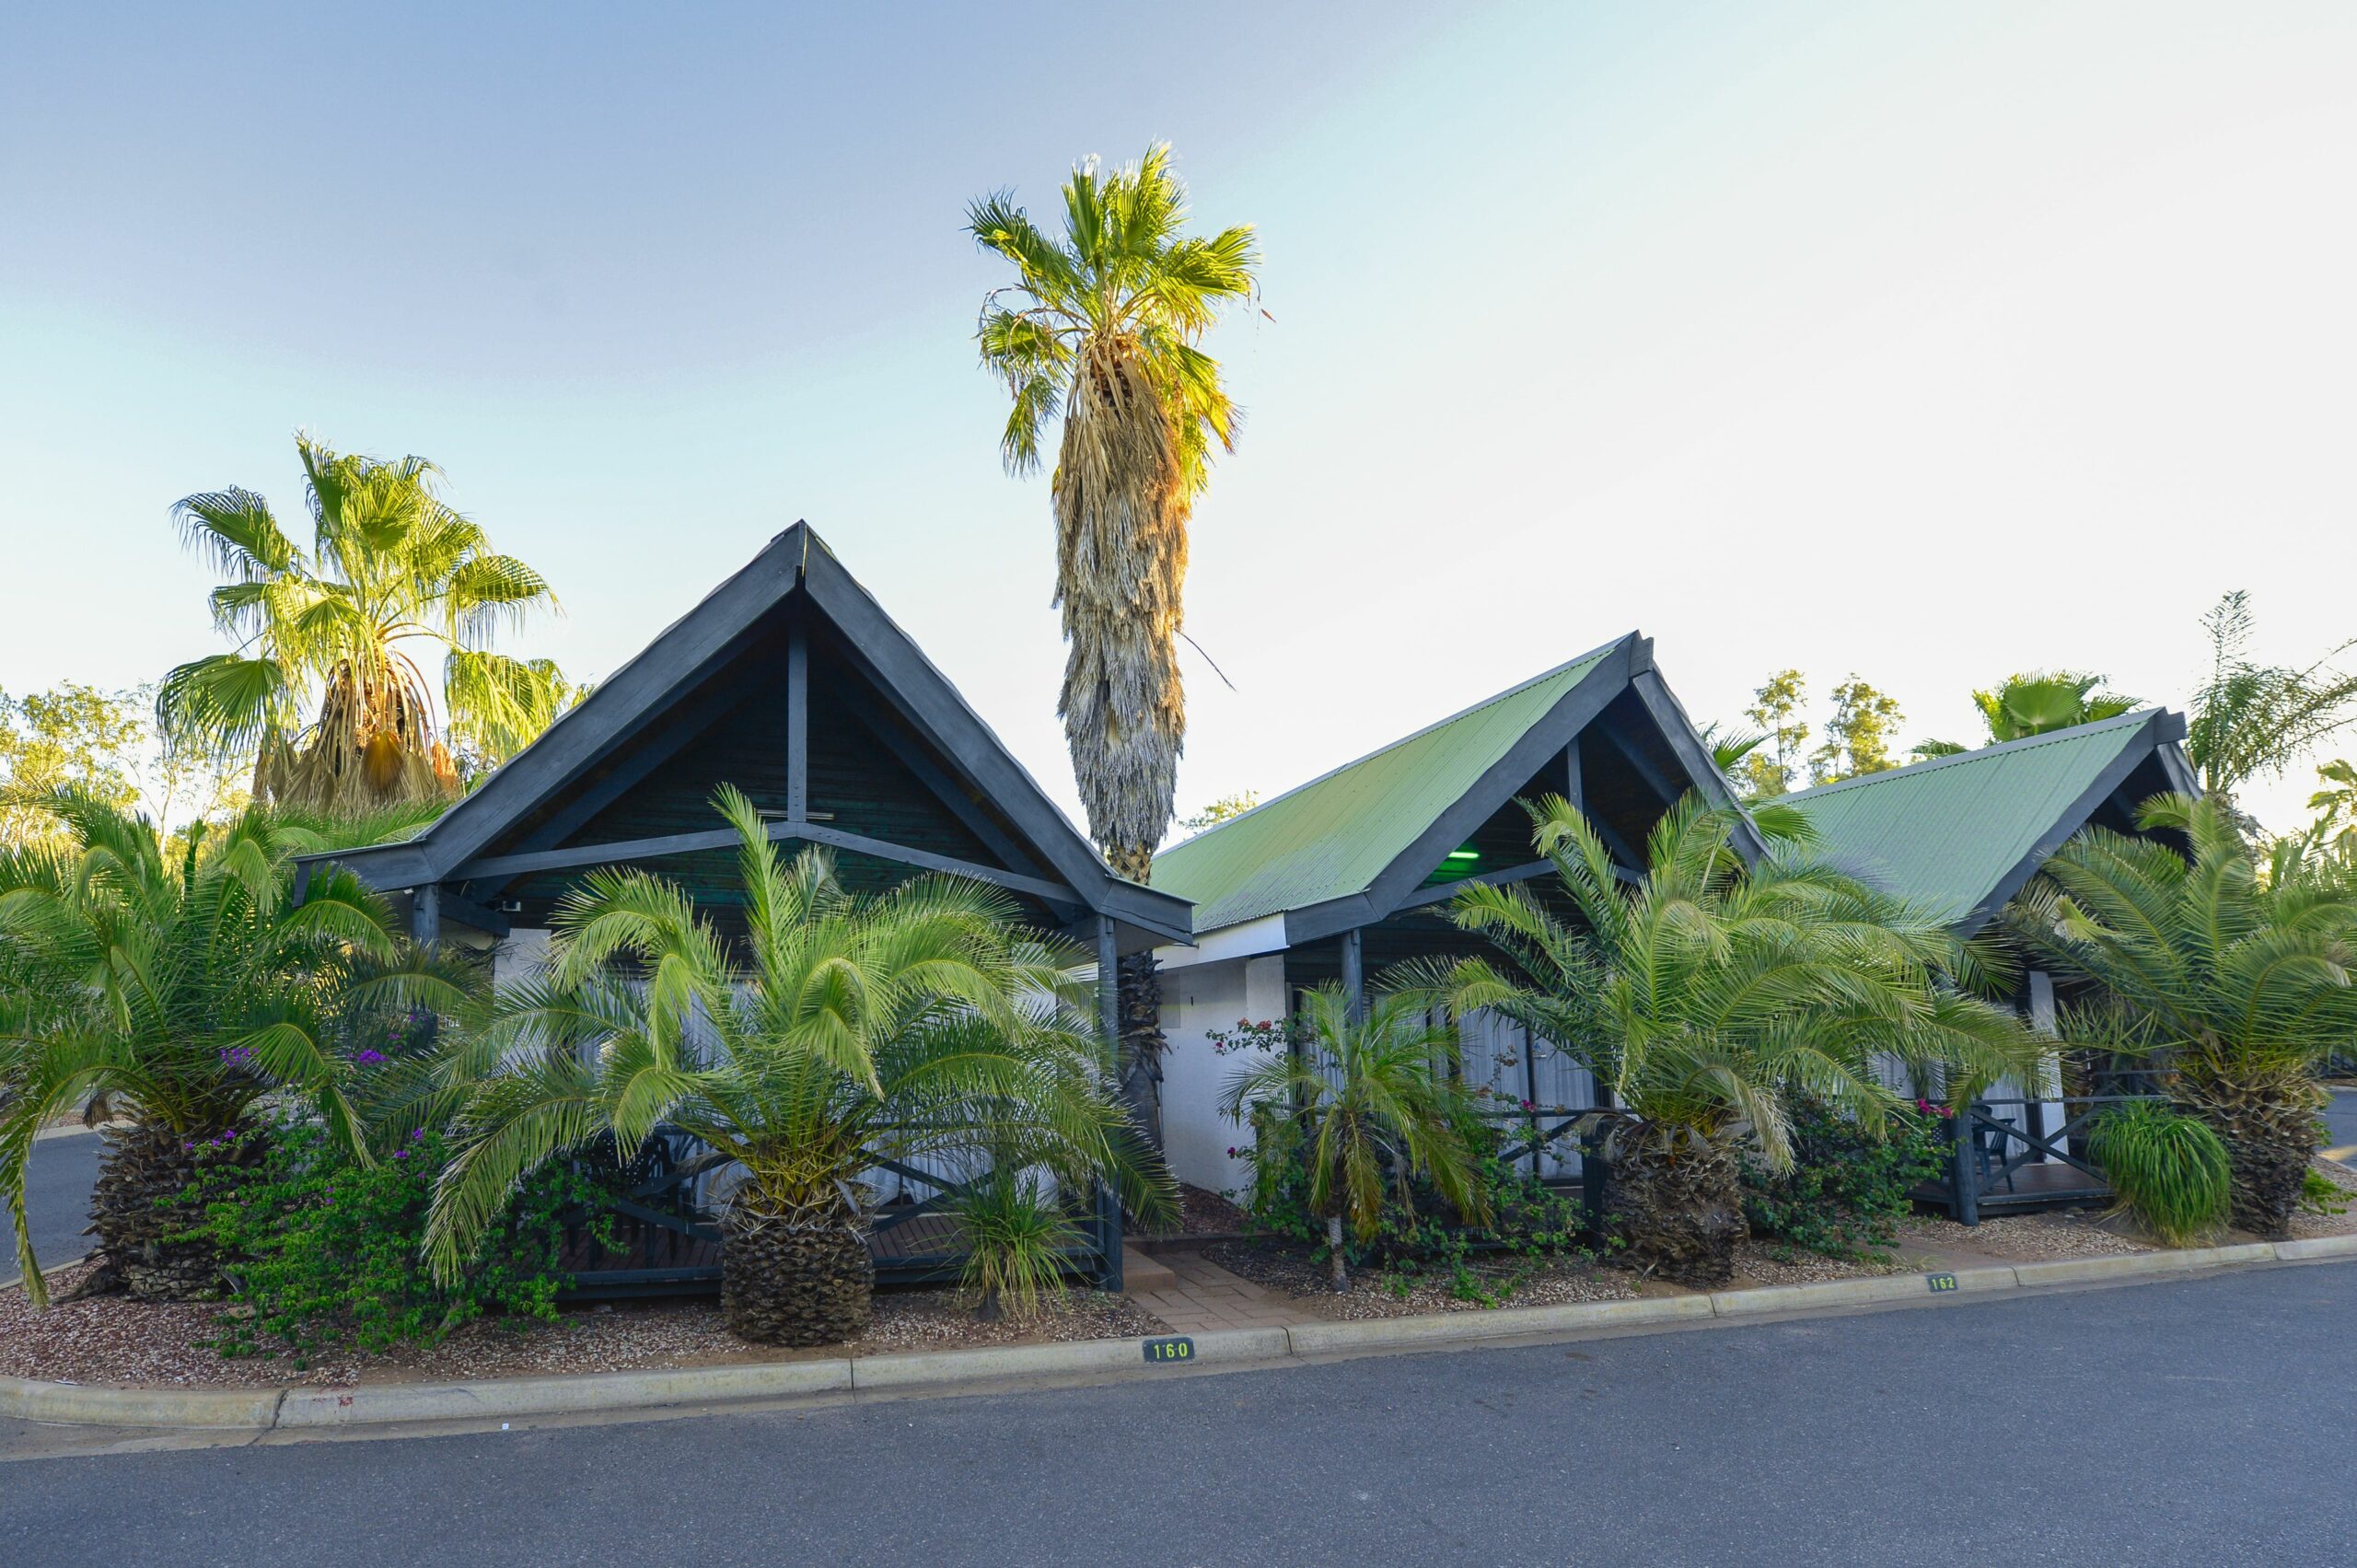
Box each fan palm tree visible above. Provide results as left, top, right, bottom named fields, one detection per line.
left=425, top=786, right=1170, bottom=1345
left=1412, top=796, right=2037, bottom=1285
left=1915, top=671, right=2139, bottom=758
left=1217, top=984, right=1488, bottom=1291
left=2006, top=792, right=2357, bottom=1237
left=158, top=435, right=574, bottom=816
left=965, top=145, right=1259, bottom=882
left=966, top=145, right=1260, bottom=1144
left=0, top=789, right=463, bottom=1307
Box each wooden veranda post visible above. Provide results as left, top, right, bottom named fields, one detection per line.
left=1095, top=913, right=1125, bottom=1291
left=410, top=884, right=440, bottom=948
left=1340, top=927, right=1365, bottom=1023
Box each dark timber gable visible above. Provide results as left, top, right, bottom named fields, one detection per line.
left=299, top=523, right=1192, bottom=954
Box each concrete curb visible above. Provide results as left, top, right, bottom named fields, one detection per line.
left=8, top=1232, right=2355, bottom=1434
left=1286, top=1293, right=1713, bottom=1357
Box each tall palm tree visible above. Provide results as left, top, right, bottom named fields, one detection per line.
left=1915, top=671, right=2138, bottom=758
left=2187, top=591, right=2357, bottom=799
left=966, top=145, right=1260, bottom=1140
left=427, top=786, right=1170, bottom=1345
left=158, top=435, right=574, bottom=816
left=965, top=145, right=1259, bottom=883
left=0, top=789, right=461, bottom=1306
left=1414, top=796, right=2036, bottom=1285
left=1217, top=984, right=1489, bottom=1292
left=2006, top=792, right=2357, bottom=1237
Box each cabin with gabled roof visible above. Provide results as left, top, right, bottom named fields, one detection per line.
left=297, top=522, right=1193, bottom=1291
left=1146, top=633, right=1756, bottom=1199
left=1777, top=707, right=2200, bottom=1220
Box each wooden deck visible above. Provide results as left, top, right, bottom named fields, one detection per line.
left=1915, top=1159, right=2110, bottom=1219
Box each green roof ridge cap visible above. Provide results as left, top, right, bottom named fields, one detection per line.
left=1778, top=709, right=2163, bottom=805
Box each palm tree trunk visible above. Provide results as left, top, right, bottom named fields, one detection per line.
left=1325, top=1213, right=1349, bottom=1292
left=721, top=1204, right=874, bottom=1345
left=1118, top=949, right=1166, bottom=1149
left=1606, top=1135, right=1747, bottom=1287
left=2176, top=1070, right=2324, bottom=1239
left=85, top=1121, right=263, bottom=1301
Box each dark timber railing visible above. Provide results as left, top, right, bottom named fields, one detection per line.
left=554, top=1128, right=1121, bottom=1300
left=1933, top=1069, right=2170, bottom=1225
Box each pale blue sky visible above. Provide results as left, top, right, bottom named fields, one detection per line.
left=5, top=2, right=2351, bottom=834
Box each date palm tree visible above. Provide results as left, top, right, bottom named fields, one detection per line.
left=1413, top=796, right=2037, bottom=1285
left=426, top=786, right=1170, bottom=1345
left=158, top=435, right=574, bottom=815
left=2006, top=792, right=2357, bottom=1237
left=1217, top=984, right=1488, bottom=1292
left=0, top=789, right=461, bottom=1306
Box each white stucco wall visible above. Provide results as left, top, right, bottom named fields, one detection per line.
left=1156, top=952, right=1287, bottom=1199
left=492, top=927, right=552, bottom=990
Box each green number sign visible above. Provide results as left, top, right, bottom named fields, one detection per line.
left=1926, top=1272, right=1958, bottom=1294
left=1143, top=1336, right=1196, bottom=1364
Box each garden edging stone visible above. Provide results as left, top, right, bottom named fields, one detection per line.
left=10, top=1234, right=2357, bottom=1433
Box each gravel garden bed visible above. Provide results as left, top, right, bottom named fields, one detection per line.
left=0, top=1263, right=1167, bottom=1390
left=2285, top=1156, right=2357, bottom=1239
left=1132, top=1183, right=1250, bottom=1244
left=1897, top=1209, right=2150, bottom=1261
left=1725, top=1240, right=1909, bottom=1285
left=1198, top=1237, right=1635, bottom=1319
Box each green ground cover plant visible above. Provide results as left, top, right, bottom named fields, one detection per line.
left=183, top=1118, right=609, bottom=1361
left=1742, top=1096, right=1949, bottom=1263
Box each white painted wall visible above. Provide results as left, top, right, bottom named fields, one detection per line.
left=493, top=927, right=552, bottom=990
left=1156, top=952, right=1287, bottom=1199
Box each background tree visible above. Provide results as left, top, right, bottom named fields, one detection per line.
left=1806, top=676, right=1905, bottom=785
left=1916, top=670, right=2138, bottom=758
left=1, top=682, right=250, bottom=848
left=0, top=685, right=141, bottom=843
left=1179, top=790, right=1260, bottom=831
left=2186, top=590, right=2357, bottom=801
left=158, top=435, right=575, bottom=817
left=1736, top=670, right=1809, bottom=798
left=967, top=145, right=1260, bottom=1141
left=0, top=790, right=462, bottom=1306
left=2007, top=793, right=2357, bottom=1237
left=2308, top=760, right=2357, bottom=854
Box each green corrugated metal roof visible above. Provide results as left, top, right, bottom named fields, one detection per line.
left=1777, top=712, right=2158, bottom=925
left=1153, top=643, right=1624, bottom=933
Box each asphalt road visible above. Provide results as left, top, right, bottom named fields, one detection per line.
left=1, top=1130, right=101, bottom=1285
left=2323, top=1087, right=2357, bottom=1157
left=4, top=1262, right=2351, bottom=1566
